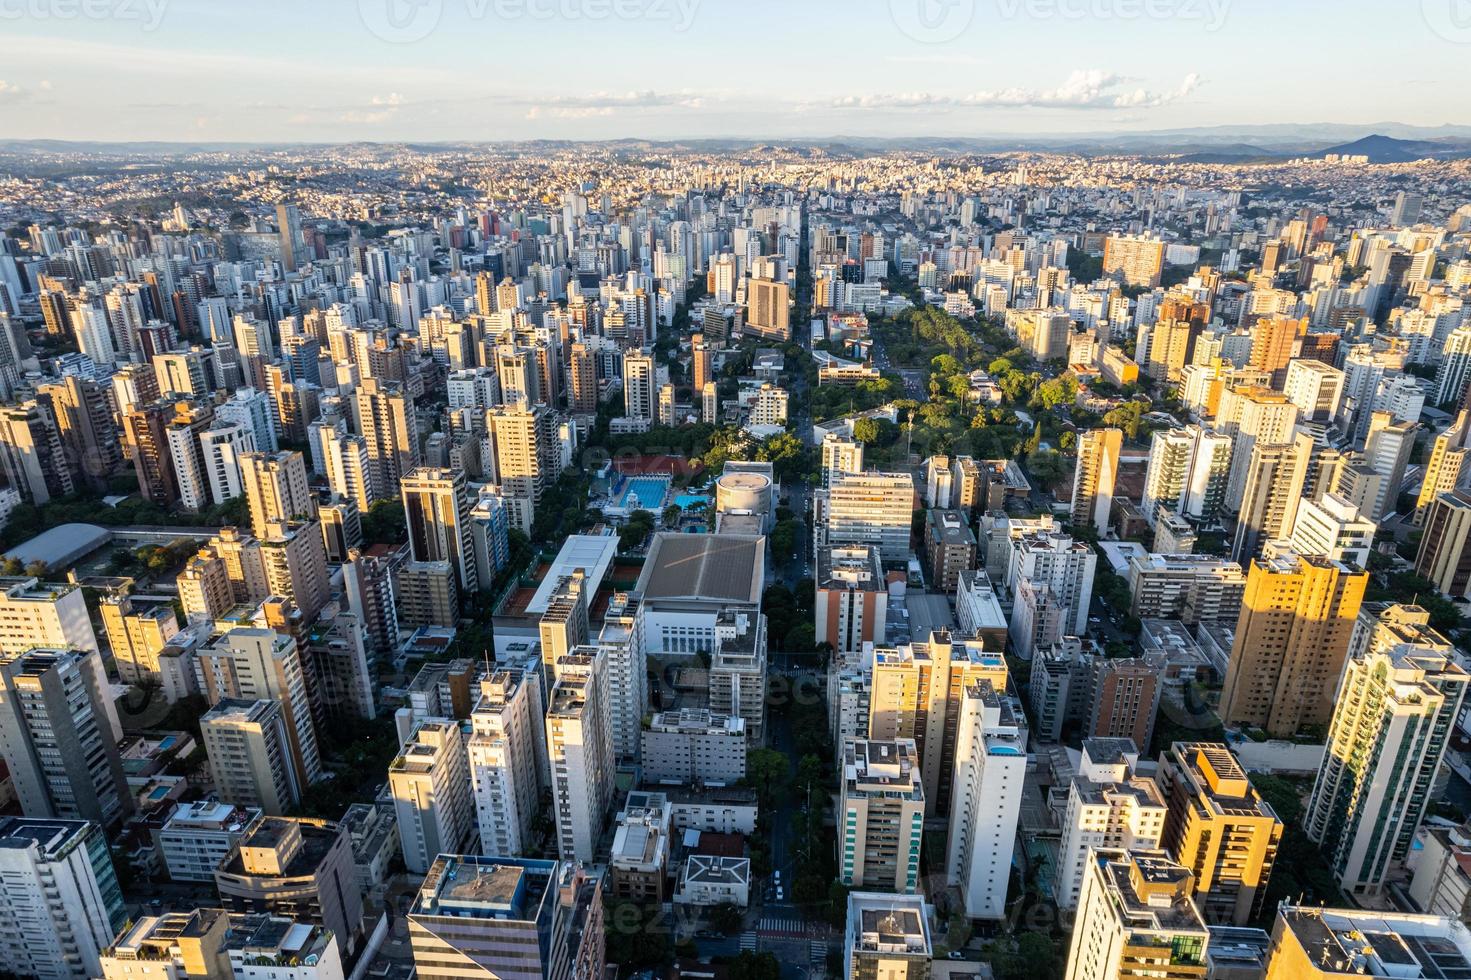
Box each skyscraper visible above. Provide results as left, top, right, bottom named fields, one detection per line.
left=1305, top=605, right=1467, bottom=896
left=469, top=669, right=545, bottom=858
left=0, top=648, right=131, bottom=826
left=1417, top=488, right=1471, bottom=598
left=356, top=377, right=419, bottom=502
left=1220, top=551, right=1368, bottom=738
left=402, top=467, right=478, bottom=595
left=390, top=719, right=474, bottom=874
left=239, top=450, right=315, bottom=536
left=546, top=649, right=614, bottom=863
left=1071, top=428, right=1122, bottom=534
left=622, top=348, right=656, bottom=422
left=1055, top=739, right=1166, bottom=911
left=276, top=203, right=303, bottom=272
left=1063, top=850, right=1209, bottom=980
left=946, top=678, right=1027, bottom=919
left=1230, top=432, right=1313, bottom=564
left=839, top=738, right=925, bottom=893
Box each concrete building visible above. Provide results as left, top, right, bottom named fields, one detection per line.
left=843, top=893, right=932, bottom=980
left=407, top=857, right=604, bottom=980
left=946, top=680, right=1027, bottom=920
left=402, top=467, right=479, bottom=595
left=867, top=632, right=1011, bottom=815
left=709, top=611, right=768, bottom=741
left=227, top=913, right=345, bottom=980
left=1088, top=657, right=1162, bottom=752
left=1071, top=429, right=1123, bottom=534
left=1157, top=743, right=1283, bottom=925
left=953, top=571, right=1009, bottom=651
left=1055, top=739, right=1167, bottom=911
left=100, top=591, right=180, bottom=684
left=0, top=576, right=97, bottom=655
left=1262, top=907, right=1471, bottom=980
left=0, top=817, right=127, bottom=980
left=1286, top=493, right=1375, bottom=567
left=839, top=738, right=926, bottom=893
left=640, top=708, right=746, bottom=784
left=469, top=669, right=545, bottom=858
left=1127, top=554, right=1247, bottom=626
left=676, top=855, right=752, bottom=908
left=1141, top=426, right=1233, bottom=524
left=1305, top=632, right=1467, bottom=896
left=158, top=800, right=263, bottom=883
left=823, top=471, right=915, bottom=563
left=1007, top=527, right=1096, bottom=635
left=924, top=509, right=977, bottom=595
left=817, top=545, right=889, bottom=654
left=547, top=650, right=614, bottom=863
left=609, top=797, right=672, bottom=902
left=1231, top=433, right=1313, bottom=564
left=200, top=699, right=302, bottom=816
left=214, top=817, right=364, bottom=958
left=1063, top=849, right=1209, bottom=980
left=0, top=647, right=130, bottom=826
left=1416, top=489, right=1471, bottom=599
left=390, top=719, right=474, bottom=875
left=98, top=909, right=230, bottom=980
left=1220, top=551, right=1368, bottom=738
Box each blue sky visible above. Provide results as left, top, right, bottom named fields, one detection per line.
left=0, top=0, right=1468, bottom=142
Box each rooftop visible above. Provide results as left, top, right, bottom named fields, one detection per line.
left=636, top=533, right=765, bottom=604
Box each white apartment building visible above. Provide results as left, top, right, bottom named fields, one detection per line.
left=547, top=649, right=615, bottom=863
left=641, top=708, right=747, bottom=784
left=946, top=681, right=1026, bottom=920
left=158, top=800, right=263, bottom=882
left=389, top=719, right=474, bottom=875
left=1054, top=739, right=1167, bottom=910
left=0, top=577, right=98, bottom=655
left=469, top=669, right=545, bottom=858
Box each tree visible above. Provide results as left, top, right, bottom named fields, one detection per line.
left=362, top=499, right=407, bottom=544
left=709, top=903, right=744, bottom=935
left=852, top=417, right=880, bottom=444
left=1026, top=449, right=1069, bottom=491
left=745, top=748, right=788, bottom=804
left=661, top=504, right=683, bottom=526
left=728, top=952, right=780, bottom=980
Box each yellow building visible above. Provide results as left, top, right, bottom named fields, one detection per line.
left=1219, top=551, right=1367, bottom=738
left=1265, top=907, right=1471, bottom=979
left=1156, top=742, right=1283, bottom=925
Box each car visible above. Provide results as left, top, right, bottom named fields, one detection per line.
left=773, top=871, right=781, bottom=882
left=776, top=887, right=784, bottom=900
left=1088, top=616, right=1101, bottom=624
left=948, top=953, right=965, bottom=960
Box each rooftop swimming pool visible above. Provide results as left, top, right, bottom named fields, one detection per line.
left=620, top=476, right=670, bottom=512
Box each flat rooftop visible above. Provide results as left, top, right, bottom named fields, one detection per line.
left=526, top=535, right=618, bottom=616
left=636, top=533, right=765, bottom=604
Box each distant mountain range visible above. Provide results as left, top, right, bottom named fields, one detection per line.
left=3, top=125, right=1471, bottom=162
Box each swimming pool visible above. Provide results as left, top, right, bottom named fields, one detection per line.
left=621, top=476, right=670, bottom=512
left=673, top=494, right=709, bottom=509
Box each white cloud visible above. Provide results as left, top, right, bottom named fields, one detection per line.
left=831, top=71, right=1203, bottom=112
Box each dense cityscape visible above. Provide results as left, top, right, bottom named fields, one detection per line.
left=2, top=8, right=1471, bottom=980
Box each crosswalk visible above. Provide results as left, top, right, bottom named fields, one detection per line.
left=809, top=941, right=826, bottom=964
left=739, top=932, right=758, bottom=951
left=758, top=913, right=806, bottom=938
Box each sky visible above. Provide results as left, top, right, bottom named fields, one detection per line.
left=0, top=0, right=1469, bottom=143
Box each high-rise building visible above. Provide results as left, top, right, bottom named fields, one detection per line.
left=595, top=593, right=646, bottom=764
left=100, top=591, right=179, bottom=684
left=1062, top=849, right=1209, bottom=980
left=622, top=348, right=656, bottom=422
left=402, top=467, right=478, bottom=595
left=1248, top=316, right=1307, bottom=387
left=408, top=857, right=605, bottom=980
left=277, top=203, right=303, bottom=272
left=1141, top=425, right=1233, bottom=524
left=0, top=400, right=75, bottom=504
left=486, top=405, right=551, bottom=534
left=1007, top=526, right=1097, bottom=635
left=821, top=471, right=916, bottom=564
left=867, top=633, right=1011, bottom=816
left=1416, top=489, right=1471, bottom=598
left=35, top=374, right=122, bottom=492
left=539, top=572, right=590, bottom=672
left=1305, top=606, right=1467, bottom=896
left=239, top=451, right=315, bottom=536
left=1071, top=428, right=1122, bottom=534
left=838, top=738, right=926, bottom=893
left=197, top=627, right=323, bottom=787
left=469, top=669, right=545, bottom=858
left=816, top=545, right=889, bottom=654
left=1103, top=235, right=1166, bottom=287
left=821, top=433, right=865, bottom=488
left=1220, top=551, right=1368, bottom=738
left=1283, top=359, right=1345, bottom=422
left=709, top=611, right=768, bottom=742
left=568, top=341, right=598, bottom=413
left=946, top=678, right=1027, bottom=919
left=214, top=816, right=364, bottom=958
left=0, top=577, right=98, bottom=655
left=1231, top=432, right=1313, bottom=564
left=1286, top=493, right=1376, bottom=566
left=691, top=332, right=712, bottom=392
left=1126, top=554, right=1246, bottom=626
left=258, top=519, right=331, bottom=622
left=356, top=378, right=419, bottom=501
left=200, top=698, right=302, bottom=815
left=1217, top=386, right=1300, bottom=505
left=0, top=817, right=127, bottom=980
left=1088, top=657, right=1162, bottom=750
left=842, top=893, right=932, bottom=980
left=746, top=277, right=791, bottom=341
left=546, top=650, right=614, bottom=863
left=1364, top=410, right=1417, bottom=521
left=1416, top=412, right=1471, bottom=525
left=390, top=719, right=474, bottom=874
left=0, top=648, right=131, bottom=826
left=1156, top=742, right=1283, bottom=925
left=1055, top=739, right=1166, bottom=911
